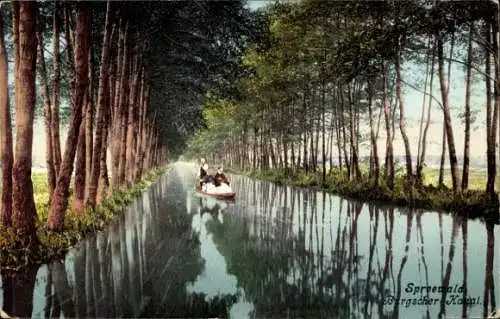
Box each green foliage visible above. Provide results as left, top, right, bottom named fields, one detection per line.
left=0, top=167, right=168, bottom=271
left=138, top=1, right=260, bottom=157
left=183, top=97, right=240, bottom=159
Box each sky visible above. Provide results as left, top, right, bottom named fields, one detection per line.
left=246, top=0, right=272, bottom=11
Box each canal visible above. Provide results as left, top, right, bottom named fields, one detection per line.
left=0, top=162, right=498, bottom=318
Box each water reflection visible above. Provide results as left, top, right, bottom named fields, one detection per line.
left=0, top=163, right=498, bottom=318
left=220, top=171, right=499, bottom=318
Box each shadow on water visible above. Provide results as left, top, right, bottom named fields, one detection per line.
left=0, top=162, right=498, bottom=318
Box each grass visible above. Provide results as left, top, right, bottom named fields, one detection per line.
left=0, top=167, right=169, bottom=272
left=421, top=167, right=500, bottom=191
left=226, top=166, right=499, bottom=219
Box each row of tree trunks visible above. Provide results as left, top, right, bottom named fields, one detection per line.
left=0, top=1, right=167, bottom=237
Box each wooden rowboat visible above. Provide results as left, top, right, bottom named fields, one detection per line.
left=195, top=185, right=236, bottom=201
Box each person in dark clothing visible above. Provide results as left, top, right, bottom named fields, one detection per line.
left=198, top=158, right=209, bottom=186
left=202, top=174, right=215, bottom=185
left=214, top=167, right=229, bottom=186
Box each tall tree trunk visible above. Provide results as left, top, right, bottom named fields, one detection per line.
left=11, top=1, right=38, bottom=239
left=418, top=40, right=436, bottom=185
left=73, top=111, right=86, bottom=215
left=36, top=24, right=56, bottom=203
left=135, top=79, right=150, bottom=181
left=134, top=68, right=144, bottom=178
left=486, top=23, right=493, bottom=195
left=436, top=33, right=460, bottom=192
left=47, top=3, right=89, bottom=231
left=486, top=16, right=499, bottom=198
left=333, top=89, right=342, bottom=171
left=328, top=110, right=334, bottom=173
left=462, top=23, right=474, bottom=192
left=321, top=78, right=326, bottom=183
left=111, top=20, right=124, bottom=188
left=125, top=43, right=141, bottom=184
left=395, top=42, right=413, bottom=182
left=417, top=38, right=432, bottom=173
left=117, top=23, right=130, bottom=185
left=367, top=81, right=379, bottom=186
left=382, top=63, right=394, bottom=189
left=302, top=88, right=309, bottom=172
left=143, top=114, right=156, bottom=177
left=339, top=89, right=350, bottom=179
left=438, top=125, right=447, bottom=187
left=85, top=47, right=94, bottom=201
left=348, top=84, right=360, bottom=179
left=0, top=14, right=13, bottom=227
left=52, top=3, right=62, bottom=178
left=87, top=1, right=113, bottom=208
left=97, top=96, right=111, bottom=203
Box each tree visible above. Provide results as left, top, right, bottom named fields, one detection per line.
left=11, top=1, right=38, bottom=238
left=86, top=0, right=114, bottom=209
left=0, top=10, right=13, bottom=227
left=462, top=22, right=474, bottom=192
left=36, top=12, right=57, bottom=202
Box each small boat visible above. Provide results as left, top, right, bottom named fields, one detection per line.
left=195, top=184, right=236, bottom=201
left=1, top=309, right=12, bottom=319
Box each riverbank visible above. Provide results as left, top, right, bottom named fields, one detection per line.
left=0, top=166, right=169, bottom=272
left=226, top=167, right=499, bottom=219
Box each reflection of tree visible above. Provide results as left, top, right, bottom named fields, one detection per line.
left=52, top=261, right=76, bottom=317
left=44, top=263, right=59, bottom=318
left=377, top=208, right=394, bottom=318
left=438, top=216, right=459, bottom=319
left=363, top=204, right=380, bottom=318
left=483, top=222, right=496, bottom=318
left=2, top=169, right=498, bottom=318
left=1, top=267, right=38, bottom=318
left=205, top=186, right=348, bottom=318
left=392, top=211, right=413, bottom=319
left=461, top=217, right=467, bottom=318
left=36, top=173, right=239, bottom=318
left=416, top=210, right=431, bottom=318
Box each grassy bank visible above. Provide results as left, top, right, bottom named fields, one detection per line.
left=0, top=167, right=169, bottom=271
left=227, top=167, right=499, bottom=218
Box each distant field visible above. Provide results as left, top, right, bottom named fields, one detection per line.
left=421, top=167, right=500, bottom=191
left=317, top=164, right=499, bottom=192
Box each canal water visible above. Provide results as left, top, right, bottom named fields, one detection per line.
left=0, top=162, right=498, bottom=318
